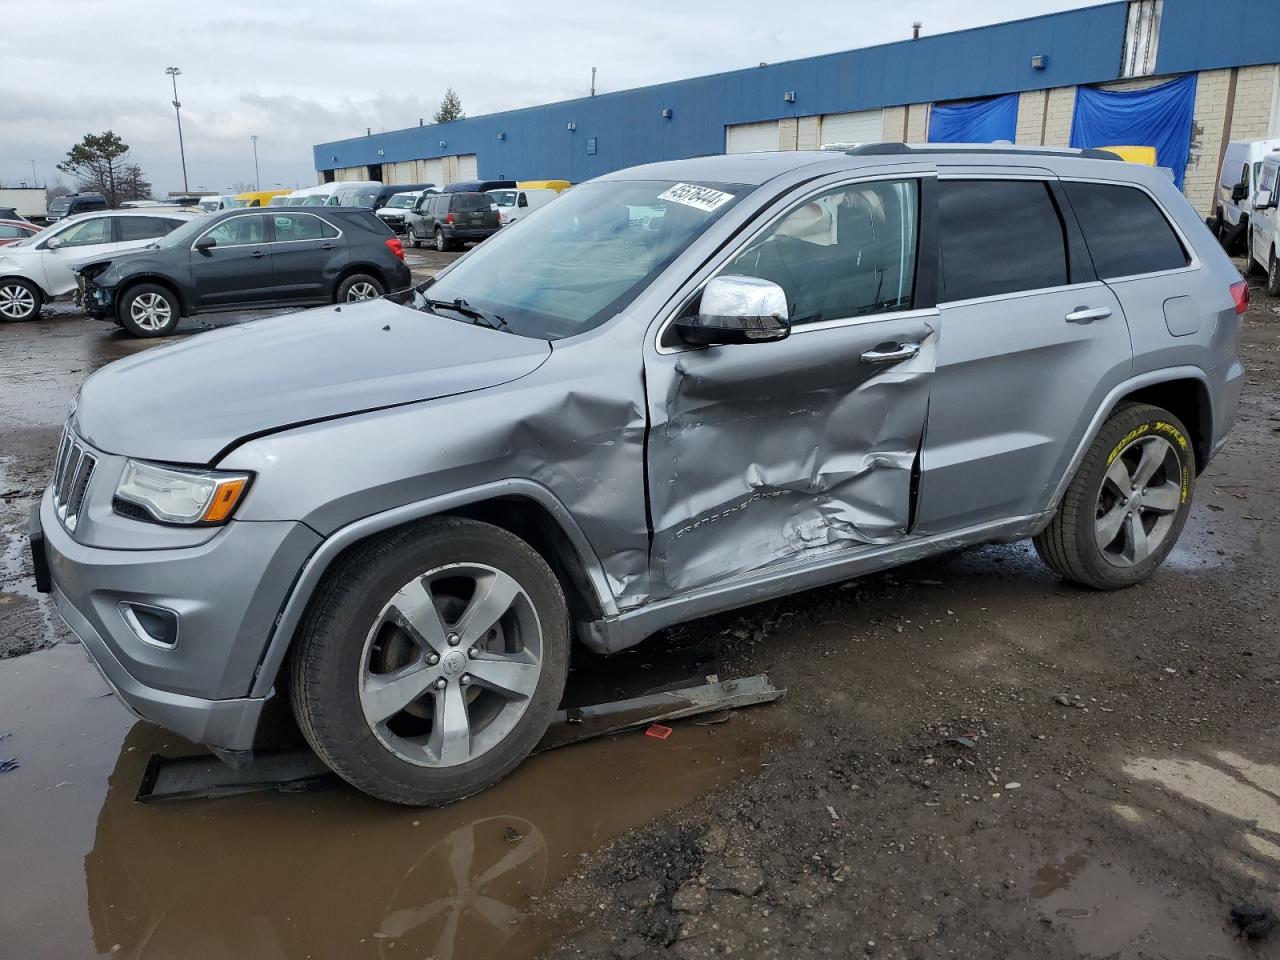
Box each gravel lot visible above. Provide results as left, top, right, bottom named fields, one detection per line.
left=0, top=258, right=1275, bottom=960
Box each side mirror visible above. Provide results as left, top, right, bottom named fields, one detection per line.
left=517, top=194, right=528, bottom=208
left=45, top=237, right=65, bottom=250
left=1256, top=189, right=1273, bottom=210
left=1232, top=182, right=1249, bottom=203
left=675, top=275, right=790, bottom=346
left=194, top=235, right=216, bottom=253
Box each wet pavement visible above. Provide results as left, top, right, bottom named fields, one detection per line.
left=0, top=643, right=766, bottom=960
left=1, top=260, right=1278, bottom=959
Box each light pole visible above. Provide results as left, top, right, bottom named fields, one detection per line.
left=250, top=135, right=260, bottom=191
left=165, top=67, right=189, bottom=193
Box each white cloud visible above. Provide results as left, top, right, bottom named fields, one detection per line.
left=0, top=0, right=1112, bottom=194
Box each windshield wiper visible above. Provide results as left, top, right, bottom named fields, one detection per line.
left=423, top=296, right=508, bottom=331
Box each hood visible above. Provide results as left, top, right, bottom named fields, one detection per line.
left=70, top=245, right=158, bottom=277
left=75, top=298, right=551, bottom=464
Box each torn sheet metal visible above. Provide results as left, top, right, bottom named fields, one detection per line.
left=644, top=317, right=937, bottom=597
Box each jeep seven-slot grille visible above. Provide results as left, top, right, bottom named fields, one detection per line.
left=52, top=429, right=97, bottom=532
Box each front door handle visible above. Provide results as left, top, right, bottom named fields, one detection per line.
left=860, top=342, right=921, bottom=365
left=1065, top=305, right=1112, bottom=324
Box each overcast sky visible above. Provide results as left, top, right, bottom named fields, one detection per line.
left=1, top=0, right=1112, bottom=196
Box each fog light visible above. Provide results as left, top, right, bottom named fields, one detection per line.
left=119, top=602, right=179, bottom=648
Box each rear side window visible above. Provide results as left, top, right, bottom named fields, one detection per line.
left=1064, top=183, right=1189, bottom=279
left=118, top=216, right=181, bottom=241
left=271, top=213, right=335, bottom=242
left=939, top=180, right=1068, bottom=301
left=454, top=194, right=491, bottom=212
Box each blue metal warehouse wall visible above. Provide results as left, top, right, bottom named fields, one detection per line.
left=313, top=0, right=1272, bottom=183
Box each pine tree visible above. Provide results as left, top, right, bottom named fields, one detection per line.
left=434, top=88, right=464, bottom=123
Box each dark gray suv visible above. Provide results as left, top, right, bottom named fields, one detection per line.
left=406, top=191, right=499, bottom=251
left=32, top=145, right=1245, bottom=805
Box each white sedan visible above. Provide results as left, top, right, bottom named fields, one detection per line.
left=0, top=210, right=196, bottom=322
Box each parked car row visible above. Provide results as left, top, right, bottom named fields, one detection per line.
left=1207, top=136, right=1280, bottom=296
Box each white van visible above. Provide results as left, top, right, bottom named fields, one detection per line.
left=485, top=187, right=557, bottom=226
left=1215, top=138, right=1280, bottom=246
left=1247, top=152, right=1280, bottom=295
left=326, top=181, right=382, bottom=208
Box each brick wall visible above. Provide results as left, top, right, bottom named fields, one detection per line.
left=1184, top=69, right=1232, bottom=217
left=905, top=103, right=929, bottom=142
left=1040, top=87, right=1076, bottom=146
left=1015, top=91, right=1049, bottom=145
left=882, top=106, right=908, bottom=142
left=777, top=117, right=799, bottom=150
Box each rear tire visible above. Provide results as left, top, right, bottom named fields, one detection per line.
left=118, top=283, right=180, bottom=338
left=0, top=278, right=42, bottom=322
left=1034, top=403, right=1195, bottom=590
left=289, top=518, right=569, bottom=806
left=335, top=273, right=385, bottom=303
left=434, top=228, right=448, bottom=253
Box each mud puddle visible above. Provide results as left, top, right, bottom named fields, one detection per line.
left=1032, top=853, right=1245, bottom=958
left=0, top=643, right=769, bottom=960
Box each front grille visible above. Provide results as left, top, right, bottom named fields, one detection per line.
left=51, top=428, right=98, bottom=532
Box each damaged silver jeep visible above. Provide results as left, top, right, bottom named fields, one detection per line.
left=32, top=144, right=1246, bottom=804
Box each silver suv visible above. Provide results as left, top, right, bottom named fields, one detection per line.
left=31, top=145, right=1246, bottom=805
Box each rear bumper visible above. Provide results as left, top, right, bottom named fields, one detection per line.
left=444, top=227, right=498, bottom=242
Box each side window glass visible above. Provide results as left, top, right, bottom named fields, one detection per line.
left=272, top=214, right=326, bottom=242
left=719, top=179, right=918, bottom=325
left=202, top=216, right=266, bottom=248
left=939, top=180, right=1067, bottom=301
left=55, top=218, right=113, bottom=247
left=118, top=216, right=176, bottom=241
left=320, top=218, right=340, bottom=239
left=1064, top=182, right=1189, bottom=278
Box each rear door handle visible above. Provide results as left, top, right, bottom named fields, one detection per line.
left=1065, top=305, right=1112, bottom=324
left=320, top=242, right=336, bottom=250
left=250, top=250, right=267, bottom=259
left=860, top=342, right=921, bottom=365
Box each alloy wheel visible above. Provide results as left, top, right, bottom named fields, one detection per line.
left=358, top=563, right=543, bottom=768
left=129, top=292, right=172, bottom=332
left=1094, top=435, right=1183, bottom=567
left=0, top=283, right=36, bottom=320
left=346, top=281, right=379, bottom=301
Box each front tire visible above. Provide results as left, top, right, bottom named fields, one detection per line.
left=409, top=225, right=423, bottom=249
left=0, top=278, right=42, bottom=322
left=1034, top=403, right=1195, bottom=590
left=289, top=518, right=569, bottom=806
left=1268, top=249, right=1280, bottom=298
left=335, top=273, right=385, bottom=303
left=118, top=283, right=180, bottom=337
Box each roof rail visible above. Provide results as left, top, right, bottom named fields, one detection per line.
left=845, top=142, right=1122, bottom=161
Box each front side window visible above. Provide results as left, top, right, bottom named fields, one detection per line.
left=420, top=179, right=747, bottom=340
left=1064, top=182, right=1189, bottom=278
left=488, top=190, right=517, bottom=207
left=939, top=180, right=1068, bottom=302
left=719, top=179, right=918, bottom=325
left=271, top=213, right=331, bottom=242
left=0, top=224, right=27, bottom=238
left=54, top=217, right=112, bottom=247
left=201, top=216, right=266, bottom=247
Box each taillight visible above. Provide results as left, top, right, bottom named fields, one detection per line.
left=1230, top=279, right=1249, bottom=315
left=384, top=236, right=404, bottom=261
left=445, top=212, right=455, bottom=225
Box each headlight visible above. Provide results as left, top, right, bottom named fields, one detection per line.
left=115, top=461, right=250, bottom=525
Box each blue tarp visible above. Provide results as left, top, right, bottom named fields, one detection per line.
left=1070, top=74, right=1197, bottom=188
left=927, top=94, right=1019, bottom=144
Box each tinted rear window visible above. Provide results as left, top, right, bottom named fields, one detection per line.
left=453, top=194, right=492, bottom=212
left=939, top=180, right=1068, bottom=302
left=1064, top=182, right=1189, bottom=279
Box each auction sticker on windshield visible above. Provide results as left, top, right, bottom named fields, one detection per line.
left=658, top=183, right=735, bottom=213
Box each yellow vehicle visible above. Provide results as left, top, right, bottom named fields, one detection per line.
left=234, top=189, right=291, bottom=208
left=1100, top=145, right=1157, bottom=166
left=517, top=179, right=571, bottom=193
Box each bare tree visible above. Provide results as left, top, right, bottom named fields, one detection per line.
left=118, top=164, right=153, bottom=202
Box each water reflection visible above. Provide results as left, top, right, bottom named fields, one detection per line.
left=79, top=707, right=759, bottom=960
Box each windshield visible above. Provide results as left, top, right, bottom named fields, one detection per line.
left=387, top=194, right=417, bottom=209
left=343, top=190, right=380, bottom=208
left=487, top=190, right=517, bottom=207
left=227, top=198, right=249, bottom=208
left=49, top=197, right=70, bottom=214
left=416, top=179, right=746, bottom=340
left=302, top=195, right=328, bottom=206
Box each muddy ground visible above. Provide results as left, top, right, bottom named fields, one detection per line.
left=0, top=259, right=1276, bottom=960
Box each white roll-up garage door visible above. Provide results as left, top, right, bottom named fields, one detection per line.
left=458, top=155, right=478, bottom=180
left=725, top=121, right=780, bottom=154
left=819, top=110, right=883, bottom=147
